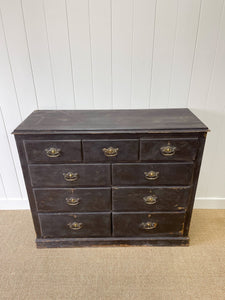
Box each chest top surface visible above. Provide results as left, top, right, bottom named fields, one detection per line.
left=12, top=108, right=208, bottom=134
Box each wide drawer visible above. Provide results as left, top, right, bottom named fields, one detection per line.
left=34, top=187, right=111, bottom=212
left=82, top=139, right=139, bottom=162
left=113, top=212, right=185, bottom=237
left=24, top=140, right=82, bottom=163
left=140, top=138, right=199, bottom=161
left=39, top=213, right=111, bottom=238
left=29, top=164, right=111, bottom=187
left=112, top=163, right=194, bottom=186
left=112, top=187, right=191, bottom=211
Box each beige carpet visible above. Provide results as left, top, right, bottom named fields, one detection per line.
left=0, top=210, right=224, bottom=300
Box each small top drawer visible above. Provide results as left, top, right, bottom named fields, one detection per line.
left=24, top=140, right=82, bottom=163
left=82, top=139, right=139, bottom=162
left=140, top=138, right=199, bottom=161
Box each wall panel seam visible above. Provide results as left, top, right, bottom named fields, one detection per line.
left=20, top=0, right=39, bottom=110
left=0, top=174, right=7, bottom=199
left=148, top=0, right=157, bottom=108
left=167, top=0, right=179, bottom=107
left=187, top=0, right=203, bottom=107
left=65, top=0, right=76, bottom=109
left=87, top=0, right=94, bottom=108
left=110, top=0, right=113, bottom=108
left=42, top=0, right=57, bottom=108
left=130, top=0, right=134, bottom=108
left=0, top=107, right=23, bottom=198
left=205, top=0, right=225, bottom=109
left=0, top=9, right=23, bottom=120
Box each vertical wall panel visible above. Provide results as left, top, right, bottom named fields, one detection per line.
left=0, top=0, right=225, bottom=207
left=22, top=0, right=56, bottom=108
left=0, top=174, right=6, bottom=200
left=188, top=0, right=224, bottom=198
left=44, top=0, right=75, bottom=109
left=200, top=2, right=225, bottom=198
left=188, top=0, right=224, bottom=109
left=0, top=0, right=37, bottom=119
left=0, top=108, right=22, bottom=198
left=89, top=0, right=111, bottom=108
left=168, top=0, right=201, bottom=107
left=150, top=0, right=178, bottom=108
left=0, top=14, right=27, bottom=199
left=112, top=0, right=133, bottom=108
left=67, top=0, right=93, bottom=109
left=130, top=0, right=156, bottom=108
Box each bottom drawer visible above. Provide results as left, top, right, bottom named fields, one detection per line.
left=39, top=213, right=111, bottom=238
left=113, top=212, right=185, bottom=237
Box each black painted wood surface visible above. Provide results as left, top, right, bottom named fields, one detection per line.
left=13, top=108, right=208, bottom=134
left=82, top=139, right=139, bottom=162
left=12, top=109, right=208, bottom=248
left=112, top=212, right=185, bottom=237
left=112, top=186, right=191, bottom=211
left=112, top=163, right=194, bottom=186
left=34, top=187, right=111, bottom=212
left=140, top=138, right=199, bottom=161
left=24, top=140, right=82, bottom=163
left=29, top=164, right=111, bottom=187
left=39, top=212, right=111, bottom=238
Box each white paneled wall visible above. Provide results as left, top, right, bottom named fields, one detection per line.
left=0, top=0, right=225, bottom=209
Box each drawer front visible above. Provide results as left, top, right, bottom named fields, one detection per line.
left=24, top=140, right=82, bottom=163
left=112, top=187, right=191, bottom=212
left=83, top=139, right=139, bottom=162
left=140, top=138, right=199, bottom=161
left=113, top=213, right=185, bottom=237
left=34, top=187, right=111, bottom=212
left=29, top=164, right=111, bottom=187
left=112, top=163, right=194, bottom=186
left=39, top=213, right=111, bottom=238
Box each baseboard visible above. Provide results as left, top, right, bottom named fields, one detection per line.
left=194, top=198, right=225, bottom=209
left=0, top=197, right=225, bottom=210
left=0, top=198, right=30, bottom=210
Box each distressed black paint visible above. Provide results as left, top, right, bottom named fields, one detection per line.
left=13, top=109, right=208, bottom=247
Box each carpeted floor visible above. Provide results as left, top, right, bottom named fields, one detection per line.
left=0, top=209, right=224, bottom=300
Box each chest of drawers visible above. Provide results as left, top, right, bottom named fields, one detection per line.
left=13, top=109, right=208, bottom=247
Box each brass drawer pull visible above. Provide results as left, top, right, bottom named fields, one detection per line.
left=160, top=143, right=176, bottom=157
left=102, top=146, right=119, bottom=157
left=63, top=172, right=79, bottom=182
left=45, top=147, right=61, bottom=158
left=140, top=222, right=157, bottom=230
left=143, top=194, right=157, bottom=205
left=68, top=222, right=83, bottom=230
left=66, top=197, right=80, bottom=206
left=144, top=171, right=159, bottom=180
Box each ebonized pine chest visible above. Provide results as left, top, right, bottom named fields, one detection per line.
left=13, top=109, right=208, bottom=247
